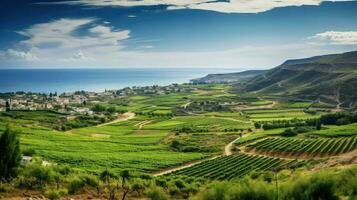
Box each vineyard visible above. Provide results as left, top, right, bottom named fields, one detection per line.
left=171, top=154, right=304, bottom=180
left=247, top=136, right=357, bottom=156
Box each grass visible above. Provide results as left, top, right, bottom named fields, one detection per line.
left=309, top=123, right=357, bottom=137
left=17, top=120, right=208, bottom=174
left=145, top=116, right=252, bottom=131
left=243, top=108, right=321, bottom=121
left=235, top=128, right=285, bottom=145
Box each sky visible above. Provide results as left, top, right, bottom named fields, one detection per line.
left=0, top=0, right=357, bottom=69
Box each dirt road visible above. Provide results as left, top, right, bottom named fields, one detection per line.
left=96, top=112, right=135, bottom=127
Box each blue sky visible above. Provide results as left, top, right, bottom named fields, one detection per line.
left=1, top=0, right=357, bottom=69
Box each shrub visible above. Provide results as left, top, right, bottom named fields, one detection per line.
left=80, top=174, right=99, bottom=187
left=45, top=188, right=67, bottom=200
left=22, top=148, right=36, bottom=156
left=68, top=177, right=85, bottom=194
left=146, top=187, right=168, bottom=200
left=21, top=162, right=55, bottom=187
left=283, top=173, right=338, bottom=200
left=155, top=179, right=167, bottom=188
left=45, top=189, right=61, bottom=200
left=198, top=182, right=229, bottom=200
left=174, top=179, right=185, bottom=189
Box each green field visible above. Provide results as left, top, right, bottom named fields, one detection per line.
left=171, top=154, right=305, bottom=180
left=247, top=136, right=357, bottom=156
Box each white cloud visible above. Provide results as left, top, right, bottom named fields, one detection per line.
left=17, top=18, right=130, bottom=51
left=10, top=18, right=131, bottom=63
left=4, top=49, right=39, bottom=61
left=72, top=50, right=91, bottom=61
left=43, top=0, right=353, bottom=13
left=308, top=31, right=357, bottom=45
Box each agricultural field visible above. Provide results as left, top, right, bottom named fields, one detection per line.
left=171, top=154, right=305, bottom=180
left=243, top=108, right=322, bottom=121
left=16, top=119, right=209, bottom=174
left=309, top=123, right=357, bottom=137
left=246, top=136, right=357, bottom=157
left=2, top=83, right=357, bottom=200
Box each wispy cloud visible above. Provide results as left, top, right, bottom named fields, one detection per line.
left=17, top=18, right=130, bottom=51
left=41, top=0, right=353, bottom=13
left=308, top=31, right=357, bottom=45
left=7, top=18, right=131, bottom=62
left=0, top=49, right=39, bottom=61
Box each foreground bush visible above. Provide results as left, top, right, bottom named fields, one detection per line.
left=283, top=173, right=338, bottom=200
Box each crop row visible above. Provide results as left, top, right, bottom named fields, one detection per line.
left=171, top=154, right=304, bottom=180
left=247, top=136, right=357, bottom=156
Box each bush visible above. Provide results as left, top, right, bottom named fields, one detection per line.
left=197, top=180, right=274, bottom=200
left=283, top=173, right=338, bottom=200
left=21, top=161, right=55, bottom=188
left=198, top=182, right=229, bottom=200
left=146, top=187, right=168, bottom=200
left=45, top=188, right=67, bottom=200
left=131, top=180, right=145, bottom=196
left=68, top=177, right=85, bottom=194
left=22, top=148, right=36, bottom=156
left=45, top=189, right=61, bottom=200
left=80, top=174, right=99, bottom=187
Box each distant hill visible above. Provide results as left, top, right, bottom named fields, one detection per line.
left=190, top=70, right=267, bottom=84
left=236, top=50, right=357, bottom=110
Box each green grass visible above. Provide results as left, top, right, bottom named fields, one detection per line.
left=145, top=116, right=252, bottom=131
left=244, top=108, right=320, bottom=121
left=308, top=123, right=357, bottom=137
left=3, top=113, right=209, bottom=174
left=235, top=128, right=285, bottom=145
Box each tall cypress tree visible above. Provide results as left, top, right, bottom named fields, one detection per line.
left=5, top=100, right=10, bottom=112
left=0, top=127, right=21, bottom=180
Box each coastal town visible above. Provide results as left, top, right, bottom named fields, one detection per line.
left=0, top=84, right=192, bottom=114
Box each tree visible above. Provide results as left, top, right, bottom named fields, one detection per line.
left=316, top=120, right=322, bottom=130
left=120, top=170, right=131, bottom=200
left=100, top=169, right=116, bottom=200
left=107, top=106, right=116, bottom=114
left=5, top=100, right=10, bottom=112
left=0, top=127, right=21, bottom=180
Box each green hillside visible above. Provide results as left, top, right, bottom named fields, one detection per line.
left=190, top=70, right=266, bottom=84
left=236, top=51, right=357, bottom=110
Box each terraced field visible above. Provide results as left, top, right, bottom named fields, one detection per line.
left=243, top=108, right=321, bottom=121
left=247, top=136, right=357, bottom=156
left=171, top=154, right=304, bottom=180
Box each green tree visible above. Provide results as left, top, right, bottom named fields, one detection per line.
left=5, top=100, right=11, bottom=112
left=316, top=119, right=322, bottom=130
left=120, top=170, right=131, bottom=200
left=0, top=127, right=21, bottom=180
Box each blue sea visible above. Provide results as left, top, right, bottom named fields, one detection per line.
left=0, top=68, right=237, bottom=93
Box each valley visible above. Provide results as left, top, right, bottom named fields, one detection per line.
left=1, top=51, right=357, bottom=200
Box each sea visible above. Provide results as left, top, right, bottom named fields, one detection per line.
left=0, top=68, right=237, bottom=93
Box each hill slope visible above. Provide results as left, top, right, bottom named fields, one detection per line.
left=236, top=51, right=357, bottom=110
left=190, top=70, right=266, bottom=84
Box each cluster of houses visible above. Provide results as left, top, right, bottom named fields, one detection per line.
left=0, top=84, right=191, bottom=113
left=117, top=84, right=192, bottom=96
left=0, top=92, right=94, bottom=113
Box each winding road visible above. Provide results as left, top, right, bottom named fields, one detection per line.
left=152, top=134, right=244, bottom=176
